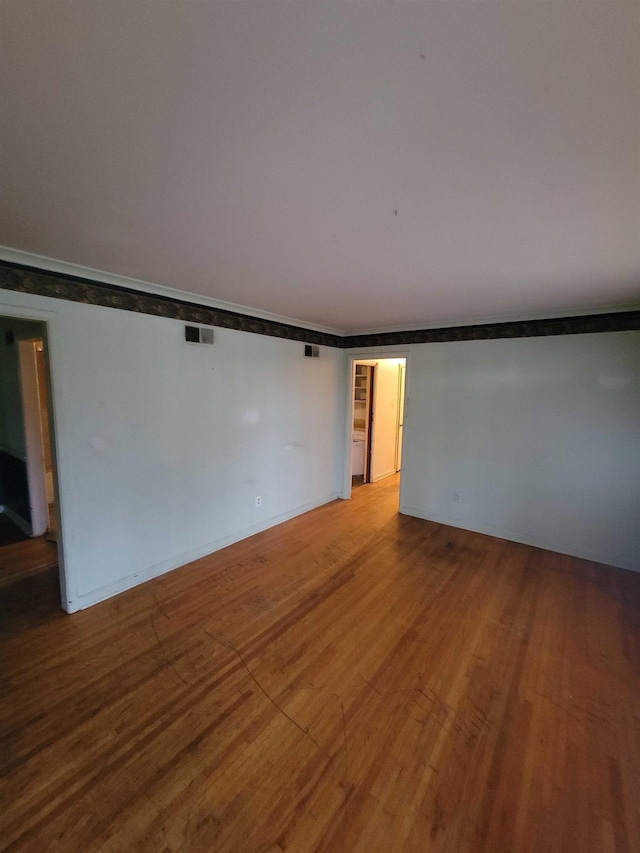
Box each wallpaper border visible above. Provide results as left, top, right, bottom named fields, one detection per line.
left=1, top=261, right=638, bottom=348
left=346, top=310, right=640, bottom=348
left=0, top=262, right=343, bottom=347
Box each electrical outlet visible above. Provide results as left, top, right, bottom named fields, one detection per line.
left=255, top=496, right=262, bottom=508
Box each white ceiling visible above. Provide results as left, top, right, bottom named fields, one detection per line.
left=1, top=2, right=639, bottom=333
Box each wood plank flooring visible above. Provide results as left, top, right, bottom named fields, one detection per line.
left=1, top=474, right=639, bottom=852
left=0, top=535, right=58, bottom=589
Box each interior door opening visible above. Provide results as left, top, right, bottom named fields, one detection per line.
left=348, top=356, right=407, bottom=497
left=0, top=315, right=60, bottom=597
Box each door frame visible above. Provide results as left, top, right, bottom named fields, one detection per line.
left=0, top=305, right=70, bottom=611
left=364, top=364, right=375, bottom=484
left=18, top=339, right=49, bottom=536
left=341, top=350, right=410, bottom=502
left=395, top=362, right=406, bottom=472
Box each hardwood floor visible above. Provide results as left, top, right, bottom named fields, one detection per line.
left=0, top=514, right=28, bottom=546
left=1, top=474, right=639, bottom=852
left=0, top=535, right=58, bottom=589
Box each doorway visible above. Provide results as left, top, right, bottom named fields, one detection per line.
left=0, top=316, right=60, bottom=590
left=345, top=355, right=408, bottom=500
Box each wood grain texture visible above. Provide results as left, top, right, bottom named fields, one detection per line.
left=1, top=475, right=639, bottom=852
left=0, top=536, right=58, bottom=588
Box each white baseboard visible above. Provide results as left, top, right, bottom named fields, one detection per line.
left=3, top=506, right=32, bottom=537
left=67, top=492, right=341, bottom=612
left=399, top=504, right=639, bottom=574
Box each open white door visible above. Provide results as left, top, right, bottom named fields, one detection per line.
left=18, top=339, right=49, bottom=536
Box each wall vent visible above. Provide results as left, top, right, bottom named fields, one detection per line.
left=304, top=344, right=320, bottom=358
left=185, top=325, right=214, bottom=345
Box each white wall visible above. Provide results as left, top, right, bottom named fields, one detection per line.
left=0, top=289, right=346, bottom=611
left=3, top=282, right=637, bottom=612
left=396, top=332, right=640, bottom=571
left=371, top=360, right=400, bottom=482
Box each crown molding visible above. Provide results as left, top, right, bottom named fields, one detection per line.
left=0, top=246, right=345, bottom=338
left=0, top=258, right=343, bottom=348
left=345, top=311, right=640, bottom=349
left=1, top=254, right=638, bottom=349
left=349, top=301, right=640, bottom=337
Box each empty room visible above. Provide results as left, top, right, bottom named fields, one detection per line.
left=1, top=2, right=639, bottom=851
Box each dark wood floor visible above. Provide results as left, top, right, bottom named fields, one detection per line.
left=0, top=533, right=58, bottom=589
left=1, top=475, right=639, bottom=852
left=0, top=513, right=28, bottom=546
